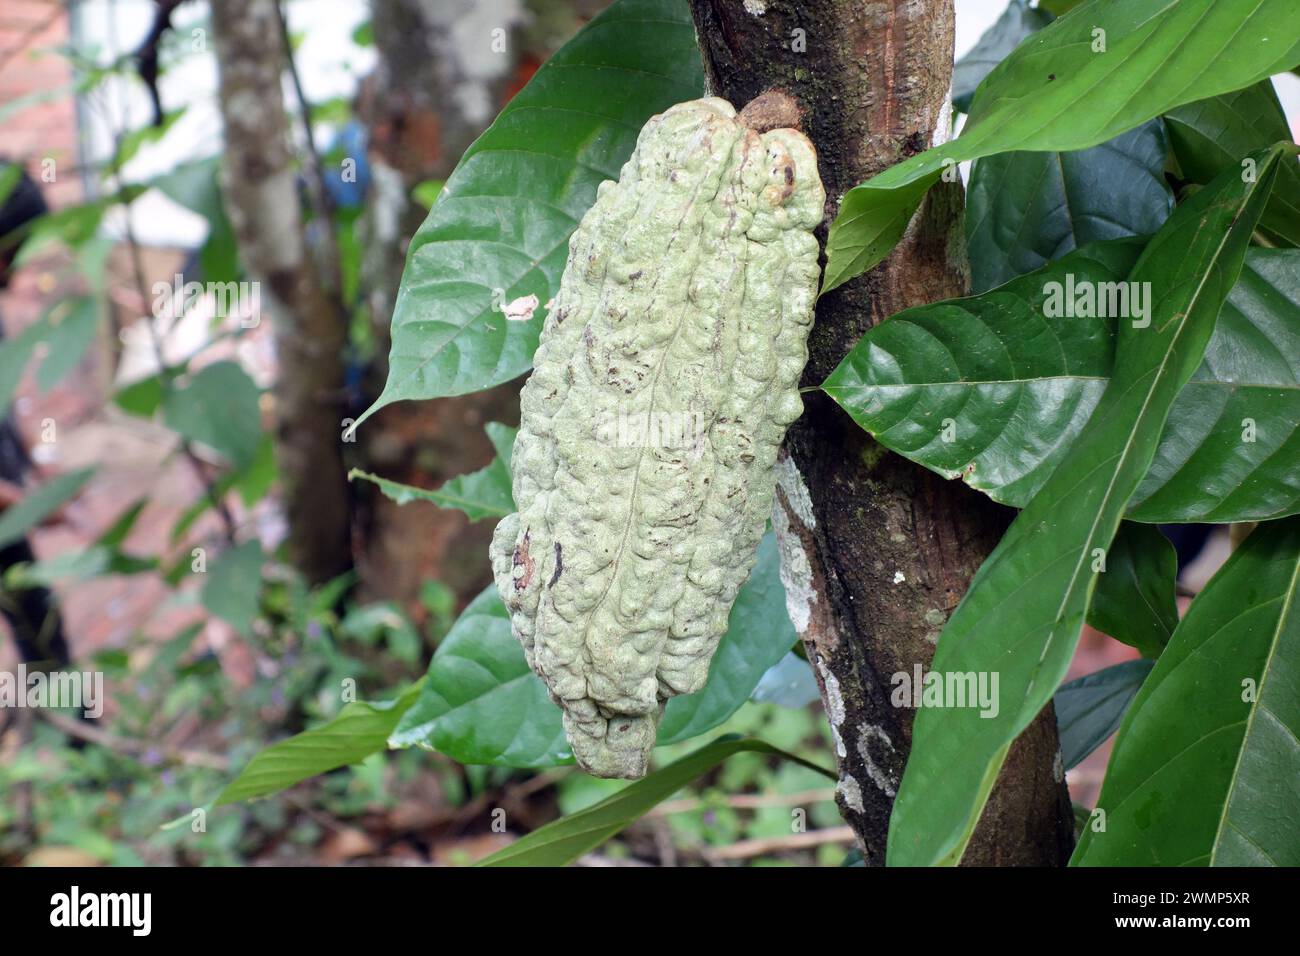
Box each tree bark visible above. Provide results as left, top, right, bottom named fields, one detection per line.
left=689, top=0, right=1073, bottom=865
left=211, top=0, right=352, bottom=585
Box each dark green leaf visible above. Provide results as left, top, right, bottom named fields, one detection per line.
left=217, top=682, right=422, bottom=804
left=200, top=540, right=264, bottom=636
left=823, top=0, right=1300, bottom=292
left=658, top=532, right=797, bottom=742
left=475, top=735, right=833, bottom=866
left=1054, top=658, right=1155, bottom=770
left=96, top=499, right=148, bottom=548
left=1129, top=249, right=1300, bottom=522
left=0, top=468, right=94, bottom=549
left=349, top=422, right=516, bottom=522
left=388, top=585, right=570, bottom=767
left=393, top=531, right=800, bottom=765
left=886, top=145, right=1286, bottom=867
left=356, top=0, right=704, bottom=427
left=1072, top=516, right=1300, bottom=866
left=966, top=120, right=1173, bottom=292
left=162, top=360, right=263, bottom=469
left=113, top=374, right=165, bottom=418
left=1164, top=80, right=1300, bottom=247
left=824, top=240, right=1144, bottom=508
left=35, top=295, right=102, bottom=392
left=952, top=0, right=1052, bottom=113
left=1087, top=522, right=1178, bottom=658
left=826, top=246, right=1300, bottom=524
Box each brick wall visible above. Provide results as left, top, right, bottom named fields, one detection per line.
left=1, top=0, right=80, bottom=209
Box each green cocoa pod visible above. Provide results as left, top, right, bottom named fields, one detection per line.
left=490, top=97, right=824, bottom=778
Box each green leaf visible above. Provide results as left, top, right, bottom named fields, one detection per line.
left=113, top=374, right=165, bottom=418
left=152, top=157, right=240, bottom=283
left=824, top=239, right=1144, bottom=508
left=35, top=295, right=102, bottom=392
left=109, top=109, right=184, bottom=173
left=0, top=468, right=94, bottom=549
left=825, top=245, right=1300, bottom=524
left=200, top=540, right=264, bottom=636
left=162, top=360, right=263, bottom=469
left=356, top=0, right=704, bottom=428
left=823, top=0, right=1300, bottom=292
left=1129, top=248, right=1300, bottom=522
left=1054, top=658, right=1155, bottom=771
left=388, top=585, right=571, bottom=767
left=96, top=499, right=148, bottom=549
left=217, top=682, right=422, bottom=804
left=411, top=179, right=443, bottom=209
left=1072, top=516, right=1300, bottom=866
left=657, top=532, right=797, bottom=743
left=751, top=651, right=821, bottom=708
left=952, top=0, right=1052, bottom=113
left=1087, top=522, right=1178, bottom=658
left=1039, top=0, right=1084, bottom=13
left=886, top=145, right=1287, bottom=867
left=475, top=735, right=833, bottom=866
left=1165, top=79, right=1300, bottom=247
left=0, top=164, right=21, bottom=208
left=966, top=120, right=1173, bottom=293
left=392, top=530, right=800, bottom=765
left=349, top=422, right=516, bottom=521
left=0, top=316, right=51, bottom=418
left=339, top=602, right=421, bottom=664
left=233, top=434, right=277, bottom=507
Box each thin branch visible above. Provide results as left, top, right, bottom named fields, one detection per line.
left=132, top=0, right=189, bottom=126
left=109, top=138, right=240, bottom=546
left=647, top=788, right=836, bottom=817
left=38, top=709, right=230, bottom=770
left=701, top=826, right=857, bottom=862
left=273, top=0, right=347, bottom=309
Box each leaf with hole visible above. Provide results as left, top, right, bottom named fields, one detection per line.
left=355, top=0, right=704, bottom=428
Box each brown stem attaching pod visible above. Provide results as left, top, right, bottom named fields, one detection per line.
left=491, top=96, right=825, bottom=778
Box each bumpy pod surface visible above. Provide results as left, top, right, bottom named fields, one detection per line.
left=490, top=97, right=824, bottom=778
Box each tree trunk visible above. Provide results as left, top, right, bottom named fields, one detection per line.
left=689, top=0, right=1073, bottom=865
left=210, top=0, right=353, bottom=585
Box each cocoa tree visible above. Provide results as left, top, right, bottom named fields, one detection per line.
left=222, top=0, right=1300, bottom=870
left=689, top=0, right=1072, bottom=864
